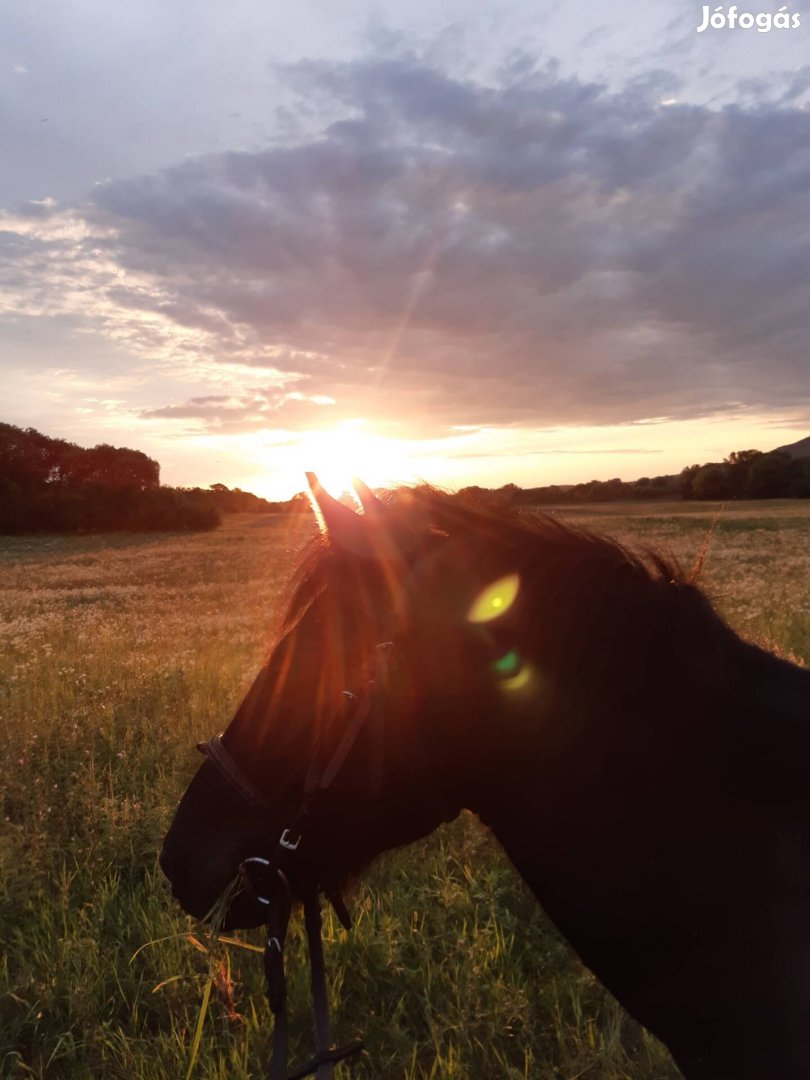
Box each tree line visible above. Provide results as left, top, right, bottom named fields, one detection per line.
left=0, top=424, right=293, bottom=534
left=459, top=447, right=810, bottom=506
left=679, top=449, right=810, bottom=500
left=4, top=422, right=808, bottom=534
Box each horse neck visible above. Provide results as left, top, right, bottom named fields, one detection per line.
left=472, top=611, right=810, bottom=927
left=725, top=635, right=810, bottom=795
left=468, top=575, right=732, bottom=860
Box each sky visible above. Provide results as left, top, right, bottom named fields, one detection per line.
left=2, top=0, right=809, bottom=498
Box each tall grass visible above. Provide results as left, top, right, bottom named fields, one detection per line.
left=2, top=502, right=808, bottom=1078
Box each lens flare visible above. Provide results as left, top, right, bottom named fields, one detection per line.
left=492, top=649, right=521, bottom=675
left=468, top=574, right=520, bottom=624
left=500, top=666, right=532, bottom=692
left=491, top=648, right=533, bottom=692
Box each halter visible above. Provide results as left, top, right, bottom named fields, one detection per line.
left=197, top=641, right=395, bottom=1079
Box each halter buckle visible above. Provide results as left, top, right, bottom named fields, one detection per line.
left=279, top=827, right=301, bottom=851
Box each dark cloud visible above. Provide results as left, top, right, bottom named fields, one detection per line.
left=34, top=57, right=810, bottom=434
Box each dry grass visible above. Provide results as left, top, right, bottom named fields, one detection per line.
left=562, top=501, right=810, bottom=664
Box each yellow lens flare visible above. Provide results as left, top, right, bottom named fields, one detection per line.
left=468, top=573, right=520, bottom=624
left=500, top=666, right=532, bottom=692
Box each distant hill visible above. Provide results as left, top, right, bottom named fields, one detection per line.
left=774, top=434, right=810, bottom=458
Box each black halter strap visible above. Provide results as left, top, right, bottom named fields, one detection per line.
left=196, top=642, right=396, bottom=1078
left=199, top=731, right=275, bottom=812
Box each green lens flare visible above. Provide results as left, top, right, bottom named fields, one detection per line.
left=468, top=573, right=520, bottom=624
left=493, top=649, right=520, bottom=675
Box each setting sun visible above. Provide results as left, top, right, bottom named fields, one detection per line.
left=244, top=422, right=418, bottom=500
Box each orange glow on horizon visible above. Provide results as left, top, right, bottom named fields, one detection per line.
left=184, top=412, right=810, bottom=503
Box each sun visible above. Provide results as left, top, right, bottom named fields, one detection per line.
left=244, top=422, right=418, bottom=500
left=298, top=424, right=414, bottom=498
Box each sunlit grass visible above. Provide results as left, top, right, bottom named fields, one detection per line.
left=563, top=500, right=810, bottom=665
left=1, top=502, right=809, bottom=1077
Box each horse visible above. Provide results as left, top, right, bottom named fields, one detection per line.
left=160, top=476, right=810, bottom=1079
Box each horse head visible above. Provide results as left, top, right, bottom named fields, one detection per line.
left=159, top=478, right=530, bottom=928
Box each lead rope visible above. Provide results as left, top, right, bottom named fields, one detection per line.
left=305, top=892, right=334, bottom=1080
left=264, top=872, right=292, bottom=1080
left=263, top=889, right=364, bottom=1079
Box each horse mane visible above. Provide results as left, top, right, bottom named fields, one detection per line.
left=402, top=486, right=688, bottom=587
left=284, top=486, right=688, bottom=618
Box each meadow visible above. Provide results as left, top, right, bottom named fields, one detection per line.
left=2, top=501, right=809, bottom=1079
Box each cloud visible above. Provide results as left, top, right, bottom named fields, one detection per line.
left=3, top=54, right=809, bottom=438
left=140, top=388, right=337, bottom=432
left=450, top=446, right=662, bottom=459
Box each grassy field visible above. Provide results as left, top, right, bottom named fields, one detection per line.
left=2, top=501, right=809, bottom=1079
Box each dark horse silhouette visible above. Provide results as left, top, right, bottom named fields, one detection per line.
left=161, top=479, right=810, bottom=1079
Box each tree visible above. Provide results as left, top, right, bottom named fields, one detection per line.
left=723, top=449, right=763, bottom=498
left=692, top=464, right=732, bottom=500
left=724, top=449, right=762, bottom=467
left=495, top=483, right=521, bottom=503
left=746, top=452, right=791, bottom=498
left=76, top=444, right=159, bottom=490
left=788, top=457, right=810, bottom=497
left=679, top=464, right=701, bottom=499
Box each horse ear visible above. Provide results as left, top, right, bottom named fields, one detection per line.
left=306, top=472, right=375, bottom=556
left=351, top=477, right=386, bottom=518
